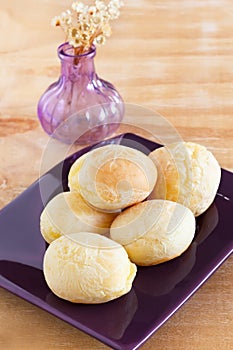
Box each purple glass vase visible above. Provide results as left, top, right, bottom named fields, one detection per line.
left=37, top=43, right=124, bottom=144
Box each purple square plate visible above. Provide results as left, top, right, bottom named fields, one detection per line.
left=0, top=133, right=232, bottom=350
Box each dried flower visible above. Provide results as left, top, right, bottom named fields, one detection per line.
left=102, top=23, right=112, bottom=37
left=108, top=6, right=120, bottom=20
left=51, top=1, right=124, bottom=55
left=94, top=34, right=106, bottom=46
left=51, top=16, right=61, bottom=27
left=72, top=2, right=88, bottom=13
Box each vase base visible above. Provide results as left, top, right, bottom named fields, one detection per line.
left=51, top=123, right=121, bottom=145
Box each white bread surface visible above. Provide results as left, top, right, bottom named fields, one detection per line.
left=110, top=200, right=196, bottom=266
left=68, top=153, right=87, bottom=194
left=149, top=142, right=221, bottom=216
left=43, top=232, right=137, bottom=303
left=40, top=191, right=117, bottom=243
left=68, top=144, right=157, bottom=211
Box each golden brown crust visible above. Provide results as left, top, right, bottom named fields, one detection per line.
left=69, top=145, right=157, bottom=211
left=149, top=142, right=221, bottom=216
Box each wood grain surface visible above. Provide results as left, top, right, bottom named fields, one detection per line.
left=0, top=1, right=232, bottom=349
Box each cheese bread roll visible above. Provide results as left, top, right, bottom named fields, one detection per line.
left=149, top=142, right=221, bottom=216
left=43, top=232, right=137, bottom=303
left=68, top=144, right=157, bottom=211
left=40, top=191, right=117, bottom=243
left=110, top=200, right=195, bottom=266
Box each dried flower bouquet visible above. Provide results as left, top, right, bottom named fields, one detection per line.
left=51, top=0, right=124, bottom=55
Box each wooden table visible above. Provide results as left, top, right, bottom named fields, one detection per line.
left=0, top=1, right=232, bottom=349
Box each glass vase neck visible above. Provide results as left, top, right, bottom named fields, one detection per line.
left=58, top=42, right=96, bottom=78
